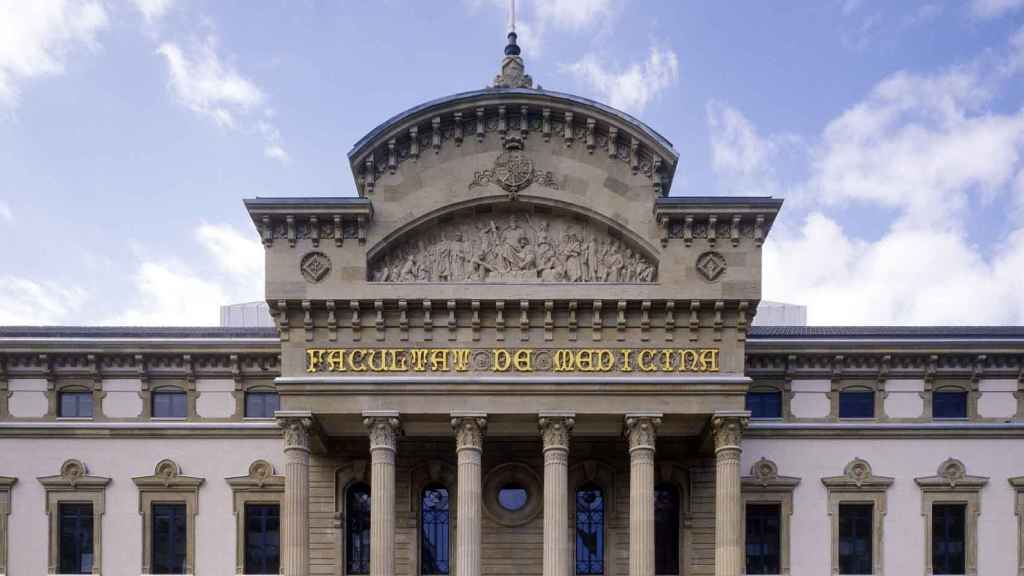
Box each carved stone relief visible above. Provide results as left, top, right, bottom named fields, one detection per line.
left=696, top=251, right=727, bottom=281
left=370, top=209, right=657, bottom=283
left=300, top=251, right=331, bottom=283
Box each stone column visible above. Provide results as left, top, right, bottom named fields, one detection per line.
left=279, top=412, right=315, bottom=576
left=452, top=413, right=487, bottom=576
left=712, top=412, right=749, bottom=576
left=538, top=413, right=575, bottom=576
left=364, top=412, right=402, bottom=576
left=625, top=414, right=661, bottom=576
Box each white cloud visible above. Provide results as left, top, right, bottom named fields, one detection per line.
left=707, top=100, right=777, bottom=178
left=971, top=0, right=1024, bottom=18
left=195, top=223, right=263, bottom=282
left=0, top=201, right=12, bottom=222
left=105, top=261, right=231, bottom=326
left=129, top=0, right=174, bottom=24
left=712, top=48, right=1024, bottom=324
left=533, top=0, right=616, bottom=30
left=564, top=46, right=679, bottom=113
left=0, top=0, right=109, bottom=106
left=0, top=276, right=88, bottom=324
left=1007, top=25, right=1024, bottom=75
left=156, top=37, right=288, bottom=163
left=466, top=0, right=617, bottom=56
left=156, top=37, right=264, bottom=128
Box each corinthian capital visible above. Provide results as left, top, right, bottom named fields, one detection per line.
left=624, top=414, right=662, bottom=452
left=538, top=413, right=575, bottom=451
left=711, top=412, right=749, bottom=452
left=451, top=413, right=487, bottom=451
left=278, top=412, right=315, bottom=452
left=364, top=411, right=402, bottom=451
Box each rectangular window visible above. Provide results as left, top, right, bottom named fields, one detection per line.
left=245, top=503, right=280, bottom=575
left=245, top=392, right=280, bottom=419
left=152, top=503, right=187, bottom=575
left=59, top=503, right=94, bottom=574
left=745, top=503, right=781, bottom=575
left=838, top=503, right=873, bottom=575
left=152, top=391, right=187, bottom=419
left=746, top=391, right=782, bottom=419
left=933, top=391, right=968, bottom=419
left=59, top=392, right=93, bottom=418
left=932, top=503, right=966, bottom=575
left=839, top=390, right=875, bottom=419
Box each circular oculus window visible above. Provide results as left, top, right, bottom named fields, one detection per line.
left=483, top=462, right=542, bottom=526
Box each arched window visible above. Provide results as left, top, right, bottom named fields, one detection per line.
left=655, top=483, right=680, bottom=575
left=420, top=485, right=450, bottom=575
left=346, top=483, right=371, bottom=575
left=575, top=483, right=604, bottom=575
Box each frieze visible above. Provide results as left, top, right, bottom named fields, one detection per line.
left=305, top=347, right=720, bottom=374
left=746, top=351, right=1024, bottom=382
left=369, top=210, right=657, bottom=283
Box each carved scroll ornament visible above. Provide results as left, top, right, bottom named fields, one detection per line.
left=370, top=210, right=657, bottom=283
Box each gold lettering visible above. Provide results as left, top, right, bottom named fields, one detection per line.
left=553, top=349, right=575, bottom=372
left=410, top=349, right=428, bottom=372
left=306, top=349, right=325, bottom=373
left=620, top=349, right=633, bottom=372
left=429, top=349, right=449, bottom=371
left=493, top=349, right=512, bottom=372
left=326, top=349, right=345, bottom=372
left=661, top=349, right=674, bottom=371
left=680, top=349, right=698, bottom=372
left=513, top=349, right=533, bottom=372
left=576, top=349, right=594, bottom=372
left=596, top=349, right=614, bottom=371
left=349, top=349, right=367, bottom=372
left=699, top=348, right=720, bottom=372
left=366, top=350, right=385, bottom=372
left=452, top=349, right=470, bottom=372
left=637, top=349, right=657, bottom=372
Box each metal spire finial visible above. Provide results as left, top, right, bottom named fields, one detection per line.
left=504, top=0, right=521, bottom=56
left=492, top=0, right=533, bottom=89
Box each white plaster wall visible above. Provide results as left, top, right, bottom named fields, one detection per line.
left=790, top=379, right=830, bottom=418
left=195, top=378, right=237, bottom=419
left=7, top=378, right=48, bottom=417
left=101, top=379, right=142, bottom=418
left=744, top=437, right=1023, bottom=576
left=978, top=379, right=1018, bottom=419
left=883, top=379, right=924, bottom=418
left=0, top=436, right=284, bottom=576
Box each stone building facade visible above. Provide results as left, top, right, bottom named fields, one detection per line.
left=2, top=34, right=1024, bottom=576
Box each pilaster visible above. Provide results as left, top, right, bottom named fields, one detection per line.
left=539, top=412, right=575, bottom=576
left=452, top=413, right=487, bottom=576
left=279, top=411, right=315, bottom=576
left=625, top=413, right=662, bottom=576
left=364, top=411, right=402, bottom=576
left=712, top=411, right=749, bottom=576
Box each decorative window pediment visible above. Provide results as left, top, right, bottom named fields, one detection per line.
left=914, top=458, right=988, bottom=492
left=742, top=458, right=800, bottom=576
left=226, top=460, right=284, bottom=575
left=822, top=458, right=892, bottom=576
left=133, top=459, right=204, bottom=575
left=38, top=459, right=110, bottom=575
left=821, top=458, right=894, bottom=491
left=915, top=459, right=988, bottom=576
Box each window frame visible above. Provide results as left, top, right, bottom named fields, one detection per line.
left=411, top=461, right=456, bottom=576
left=133, top=459, right=203, bottom=575
left=653, top=481, right=680, bottom=576
left=141, top=381, right=196, bottom=420
left=742, top=458, right=799, bottom=576
left=483, top=461, right=542, bottom=527
left=0, top=476, right=14, bottom=576
left=49, top=380, right=102, bottom=421
left=746, top=385, right=785, bottom=420
left=1010, top=476, right=1024, bottom=576
left=335, top=461, right=370, bottom=576
left=822, top=458, right=893, bottom=576
left=37, top=459, right=109, bottom=575
left=58, top=388, right=95, bottom=419
left=226, top=460, right=284, bottom=575
left=654, top=464, right=690, bottom=576
left=244, top=387, right=281, bottom=419
left=915, top=459, right=988, bottom=576
left=568, top=460, right=617, bottom=576
left=574, top=482, right=606, bottom=576
left=420, top=484, right=451, bottom=576
left=837, top=387, right=878, bottom=420
left=924, top=381, right=977, bottom=421
left=345, top=482, right=372, bottom=576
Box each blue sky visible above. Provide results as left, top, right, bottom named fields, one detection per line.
left=1, top=0, right=1024, bottom=325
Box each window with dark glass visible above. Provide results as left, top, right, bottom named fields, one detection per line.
left=152, top=389, right=187, bottom=418
left=59, top=391, right=93, bottom=418
left=746, top=390, right=782, bottom=419
left=838, top=503, right=873, bottom=575
left=420, top=485, right=450, bottom=575
left=932, top=504, right=966, bottom=575
left=245, top=391, right=280, bottom=418
left=347, top=482, right=371, bottom=575
left=933, top=390, right=968, bottom=419
left=654, top=483, right=679, bottom=575
left=152, top=503, right=187, bottom=575
left=838, top=390, right=875, bottom=419
left=745, top=503, right=781, bottom=575
left=245, top=503, right=280, bottom=575
left=575, top=484, right=604, bottom=575
left=59, top=502, right=94, bottom=574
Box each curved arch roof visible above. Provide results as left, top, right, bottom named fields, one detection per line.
left=347, top=87, right=679, bottom=166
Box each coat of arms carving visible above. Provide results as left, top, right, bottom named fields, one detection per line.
left=469, top=139, right=559, bottom=200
